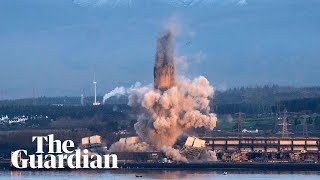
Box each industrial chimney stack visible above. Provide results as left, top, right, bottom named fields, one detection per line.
left=154, top=30, right=176, bottom=91
left=93, top=73, right=100, bottom=106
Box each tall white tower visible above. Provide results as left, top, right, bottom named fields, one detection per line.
left=93, top=73, right=100, bottom=106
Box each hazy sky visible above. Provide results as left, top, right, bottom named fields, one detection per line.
left=0, top=0, right=320, bottom=99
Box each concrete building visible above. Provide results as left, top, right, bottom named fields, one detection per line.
left=203, top=137, right=320, bottom=152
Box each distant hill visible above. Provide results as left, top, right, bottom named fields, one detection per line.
left=1, top=85, right=320, bottom=115
left=215, top=85, right=320, bottom=105
left=0, top=96, right=103, bottom=107
left=213, top=85, right=320, bottom=114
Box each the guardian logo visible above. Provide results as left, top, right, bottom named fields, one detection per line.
left=11, top=134, right=118, bottom=169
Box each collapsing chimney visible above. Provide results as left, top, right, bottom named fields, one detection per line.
left=154, top=30, right=176, bottom=91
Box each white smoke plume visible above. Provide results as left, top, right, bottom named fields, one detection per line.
left=108, top=20, right=217, bottom=163
left=129, top=76, right=217, bottom=150
left=109, top=76, right=217, bottom=162
left=103, top=82, right=141, bottom=104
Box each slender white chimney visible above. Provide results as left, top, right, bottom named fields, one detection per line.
left=93, top=73, right=100, bottom=106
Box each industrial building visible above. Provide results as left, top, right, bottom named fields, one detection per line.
left=202, top=137, right=320, bottom=152
left=201, top=136, right=320, bottom=162
left=80, top=135, right=103, bottom=149
left=115, top=152, right=165, bottom=163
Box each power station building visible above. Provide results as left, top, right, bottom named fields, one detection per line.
left=202, top=136, right=320, bottom=152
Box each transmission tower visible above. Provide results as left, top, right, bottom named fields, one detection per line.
left=282, top=109, right=288, bottom=138
left=303, top=112, right=309, bottom=137
left=235, top=112, right=245, bottom=136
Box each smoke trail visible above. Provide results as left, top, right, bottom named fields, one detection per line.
left=155, top=30, right=174, bottom=67
left=109, top=22, right=217, bottom=162
left=103, top=82, right=141, bottom=103
left=130, top=76, right=217, bottom=150
left=154, top=29, right=176, bottom=90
